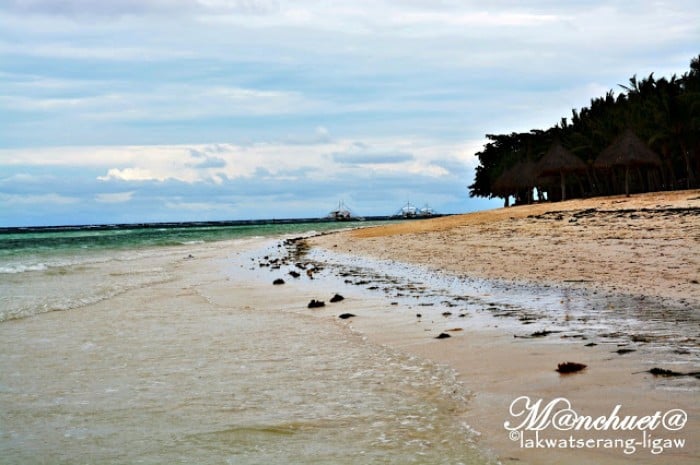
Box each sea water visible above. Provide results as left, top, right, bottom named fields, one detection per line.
left=0, top=221, right=381, bottom=321
left=0, top=222, right=491, bottom=464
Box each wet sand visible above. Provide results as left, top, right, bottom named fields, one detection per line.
left=318, top=190, right=700, bottom=303
left=308, top=190, right=700, bottom=464
left=2, top=191, right=698, bottom=464
left=0, top=240, right=487, bottom=464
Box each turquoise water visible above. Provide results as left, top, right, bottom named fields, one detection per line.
left=0, top=221, right=376, bottom=269
left=0, top=220, right=388, bottom=321
left=0, top=220, right=491, bottom=465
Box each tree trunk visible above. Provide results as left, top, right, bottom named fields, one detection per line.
left=660, top=145, right=671, bottom=189
left=680, top=142, right=697, bottom=188
left=560, top=170, right=566, bottom=201
left=592, top=169, right=606, bottom=195
left=574, top=173, right=585, bottom=197
left=636, top=167, right=645, bottom=192
left=586, top=169, right=596, bottom=195
left=625, top=165, right=630, bottom=197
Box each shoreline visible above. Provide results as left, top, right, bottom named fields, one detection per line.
left=303, top=190, right=700, bottom=464
left=2, top=191, right=698, bottom=463
left=1, top=238, right=493, bottom=464
left=313, top=190, right=700, bottom=305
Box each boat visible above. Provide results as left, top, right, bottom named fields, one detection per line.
left=393, top=201, right=437, bottom=218
left=418, top=204, right=436, bottom=217
left=394, top=201, right=419, bottom=218
left=327, top=201, right=362, bottom=221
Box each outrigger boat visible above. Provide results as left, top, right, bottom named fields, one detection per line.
left=393, top=201, right=437, bottom=218
left=327, top=201, right=362, bottom=221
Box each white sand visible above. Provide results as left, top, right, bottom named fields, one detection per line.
left=309, top=190, right=700, bottom=464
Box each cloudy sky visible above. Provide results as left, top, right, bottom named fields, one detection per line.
left=1, top=1, right=698, bottom=226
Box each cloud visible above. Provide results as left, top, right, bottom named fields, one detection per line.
left=190, top=157, right=227, bottom=169
left=0, top=83, right=316, bottom=122
left=0, top=0, right=280, bottom=18
left=0, top=172, right=55, bottom=185
left=188, top=149, right=228, bottom=169
left=2, top=0, right=698, bottom=149
left=391, top=10, right=564, bottom=28
left=0, top=136, right=493, bottom=225
left=0, top=192, right=79, bottom=205
left=1, top=0, right=698, bottom=225
left=97, top=168, right=163, bottom=182
left=95, top=191, right=135, bottom=203
left=331, top=151, right=415, bottom=165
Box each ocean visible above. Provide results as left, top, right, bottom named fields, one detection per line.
left=0, top=221, right=491, bottom=464
left=0, top=220, right=388, bottom=321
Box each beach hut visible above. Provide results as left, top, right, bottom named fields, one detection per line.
left=492, top=160, right=538, bottom=206
left=536, top=142, right=587, bottom=201
left=594, top=129, right=662, bottom=196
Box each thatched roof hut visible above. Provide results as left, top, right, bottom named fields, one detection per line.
left=594, top=129, right=661, bottom=168
left=594, top=130, right=661, bottom=196
left=536, top=143, right=587, bottom=201
left=492, top=160, right=537, bottom=203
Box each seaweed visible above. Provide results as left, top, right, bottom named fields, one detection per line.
left=307, top=299, right=325, bottom=309
left=646, top=368, right=700, bottom=379
left=556, top=362, right=587, bottom=374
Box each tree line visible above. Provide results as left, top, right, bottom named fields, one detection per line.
left=469, top=55, right=700, bottom=205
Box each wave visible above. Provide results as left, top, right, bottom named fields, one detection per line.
left=0, top=263, right=49, bottom=274
left=0, top=247, right=182, bottom=323
left=0, top=267, right=174, bottom=323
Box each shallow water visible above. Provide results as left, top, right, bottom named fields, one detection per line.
left=0, top=221, right=380, bottom=322
left=3, top=224, right=698, bottom=464
left=259, top=241, right=700, bottom=390
left=0, top=237, right=491, bottom=465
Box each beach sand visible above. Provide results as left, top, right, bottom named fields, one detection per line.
left=2, top=190, right=698, bottom=464
left=315, top=190, right=700, bottom=303
left=0, top=239, right=489, bottom=464
left=309, top=190, right=700, bottom=464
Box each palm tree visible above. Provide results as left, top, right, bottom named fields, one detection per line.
left=468, top=55, right=699, bottom=201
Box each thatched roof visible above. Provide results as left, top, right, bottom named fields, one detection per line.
left=492, top=160, right=537, bottom=194
left=594, top=129, right=661, bottom=168
left=536, top=143, right=587, bottom=176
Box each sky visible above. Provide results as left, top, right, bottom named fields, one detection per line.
left=1, top=1, right=699, bottom=226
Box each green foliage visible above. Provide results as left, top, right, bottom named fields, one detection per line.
left=469, top=54, right=700, bottom=200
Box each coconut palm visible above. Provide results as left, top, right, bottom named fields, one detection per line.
left=468, top=54, right=699, bottom=200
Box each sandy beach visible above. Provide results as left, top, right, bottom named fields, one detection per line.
left=308, top=189, right=700, bottom=464
left=2, top=190, right=698, bottom=464
left=314, top=190, right=700, bottom=304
